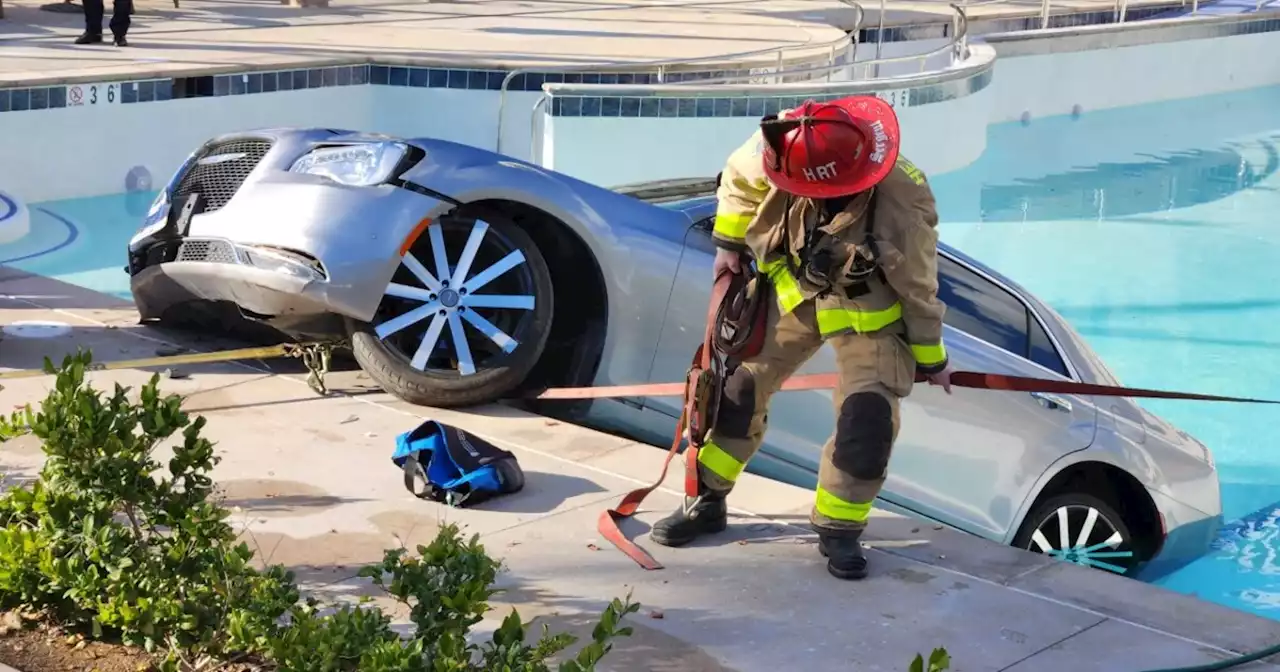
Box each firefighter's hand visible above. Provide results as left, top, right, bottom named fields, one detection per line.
left=925, top=363, right=954, bottom=395
left=713, top=248, right=743, bottom=277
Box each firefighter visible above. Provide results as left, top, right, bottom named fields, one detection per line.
left=649, top=95, right=953, bottom=580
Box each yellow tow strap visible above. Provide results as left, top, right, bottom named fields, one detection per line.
left=0, top=342, right=336, bottom=395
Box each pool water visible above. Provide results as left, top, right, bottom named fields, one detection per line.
left=5, top=84, right=1280, bottom=619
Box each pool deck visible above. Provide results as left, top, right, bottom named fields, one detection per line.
left=2, top=273, right=1280, bottom=671
left=0, top=0, right=1185, bottom=88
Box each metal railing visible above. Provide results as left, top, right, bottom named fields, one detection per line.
left=494, top=0, right=865, bottom=154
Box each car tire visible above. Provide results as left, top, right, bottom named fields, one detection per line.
left=1012, top=492, right=1140, bottom=576
left=348, top=207, right=554, bottom=408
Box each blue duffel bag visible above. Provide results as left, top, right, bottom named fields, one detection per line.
left=392, top=420, right=525, bottom=507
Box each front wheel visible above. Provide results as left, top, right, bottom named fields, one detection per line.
left=1012, top=493, right=1140, bottom=576
left=349, top=208, right=554, bottom=408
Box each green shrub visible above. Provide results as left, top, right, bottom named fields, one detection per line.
left=0, top=350, right=637, bottom=671
left=910, top=647, right=951, bottom=672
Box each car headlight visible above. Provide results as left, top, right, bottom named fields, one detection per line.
left=288, top=142, right=409, bottom=186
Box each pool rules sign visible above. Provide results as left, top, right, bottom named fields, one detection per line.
left=65, top=83, right=120, bottom=107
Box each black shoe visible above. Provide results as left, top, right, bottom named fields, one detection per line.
left=113, top=36, right=129, bottom=46
left=75, top=33, right=103, bottom=44
left=649, top=491, right=728, bottom=547
left=816, top=528, right=869, bottom=580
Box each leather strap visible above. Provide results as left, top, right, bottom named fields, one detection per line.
left=595, top=271, right=736, bottom=570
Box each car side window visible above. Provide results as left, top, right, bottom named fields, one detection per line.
left=936, top=256, right=1069, bottom=378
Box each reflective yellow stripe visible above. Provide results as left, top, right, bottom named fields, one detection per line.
left=815, top=302, right=903, bottom=337
left=911, top=342, right=947, bottom=366
left=697, top=441, right=746, bottom=483
left=713, top=212, right=754, bottom=240
left=758, top=258, right=804, bottom=314
left=814, top=486, right=873, bottom=523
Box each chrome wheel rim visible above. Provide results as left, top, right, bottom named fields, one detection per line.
left=1025, top=504, right=1135, bottom=574
left=373, top=218, right=536, bottom=377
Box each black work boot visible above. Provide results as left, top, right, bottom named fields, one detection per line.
left=816, top=528, right=869, bottom=580
left=649, top=490, right=728, bottom=547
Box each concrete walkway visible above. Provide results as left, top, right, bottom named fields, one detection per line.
left=2, top=271, right=1280, bottom=671
left=1, top=0, right=1181, bottom=87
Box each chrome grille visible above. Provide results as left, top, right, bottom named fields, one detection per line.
left=172, top=139, right=273, bottom=213
left=176, top=239, right=240, bottom=264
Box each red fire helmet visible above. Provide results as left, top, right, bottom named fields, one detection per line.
left=759, top=95, right=901, bottom=199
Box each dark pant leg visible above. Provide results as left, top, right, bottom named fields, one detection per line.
left=109, top=0, right=132, bottom=38
left=82, top=0, right=105, bottom=35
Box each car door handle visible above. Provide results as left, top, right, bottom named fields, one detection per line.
left=1031, top=391, right=1072, bottom=413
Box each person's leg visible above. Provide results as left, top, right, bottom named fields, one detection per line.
left=650, top=300, right=823, bottom=547
left=108, top=0, right=132, bottom=44
left=811, top=332, right=914, bottom=579
left=78, top=0, right=105, bottom=43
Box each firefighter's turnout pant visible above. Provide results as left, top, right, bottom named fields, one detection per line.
left=697, top=298, right=915, bottom=532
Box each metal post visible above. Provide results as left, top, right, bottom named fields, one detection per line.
left=775, top=50, right=784, bottom=83
left=827, top=45, right=836, bottom=81
left=1192, top=0, right=1199, bottom=14
left=1040, top=0, right=1051, bottom=29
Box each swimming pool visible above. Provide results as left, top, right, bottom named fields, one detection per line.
left=929, top=83, right=1280, bottom=616
left=4, top=84, right=1280, bottom=619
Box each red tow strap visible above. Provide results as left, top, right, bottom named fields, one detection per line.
left=534, top=277, right=1280, bottom=570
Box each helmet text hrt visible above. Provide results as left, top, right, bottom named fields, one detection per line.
left=803, top=161, right=839, bottom=182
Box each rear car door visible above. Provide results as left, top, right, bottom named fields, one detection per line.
left=885, top=255, right=1099, bottom=539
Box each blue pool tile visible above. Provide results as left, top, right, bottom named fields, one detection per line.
left=336, top=66, right=351, bottom=87
left=446, top=69, right=469, bottom=89
left=10, top=89, right=29, bottom=112
left=352, top=65, right=369, bottom=85
left=307, top=69, right=324, bottom=89
left=524, top=73, right=545, bottom=92
left=730, top=97, right=748, bottom=117
left=409, top=67, right=429, bottom=88
left=486, top=71, right=505, bottom=90
left=321, top=67, right=337, bottom=87
left=620, top=97, right=640, bottom=117
left=29, top=88, right=48, bottom=111
left=714, top=98, right=732, bottom=116
left=0, top=90, right=9, bottom=113
left=677, top=98, right=695, bottom=117
left=247, top=73, right=263, bottom=94
left=580, top=96, right=601, bottom=116
left=262, top=72, right=278, bottom=93
left=599, top=73, right=618, bottom=85
left=582, top=73, right=599, bottom=85
left=49, top=86, right=66, bottom=108
left=467, top=70, right=487, bottom=90
left=138, top=80, right=156, bottom=103
left=427, top=69, right=447, bottom=88
left=695, top=97, right=714, bottom=118
left=600, top=96, right=620, bottom=117
left=370, top=65, right=389, bottom=85
left=543, top=72, right=563, bottom=85
left=508, top=73, right=528, bottom=91
left=230, top=74, right=246, bottom=95
left=659, top=97, right=678, bottom=118
left=640, top=97, right=659, bottom=118
left=121, top=82, right=138, bottom=104
left=214, top=76, right=230, bottom=96
left=748, top=97, right=765, bottom=117
left=155, top=79, right=173, bottom=101
left=558, top=97, right=580, bottom=117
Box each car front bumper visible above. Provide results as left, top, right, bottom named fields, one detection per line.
left=130, top=164, right=447, bottom=325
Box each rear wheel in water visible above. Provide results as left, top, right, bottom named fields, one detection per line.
left=348, top=208, right=554, bottom=408
left=1012, top=492, right=1140, bottom=576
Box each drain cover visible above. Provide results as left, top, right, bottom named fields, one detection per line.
left=3, top=321, right=72, bottom=339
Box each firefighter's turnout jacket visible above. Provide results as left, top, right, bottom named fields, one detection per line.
left=711, top=127, right=949, bottom=374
